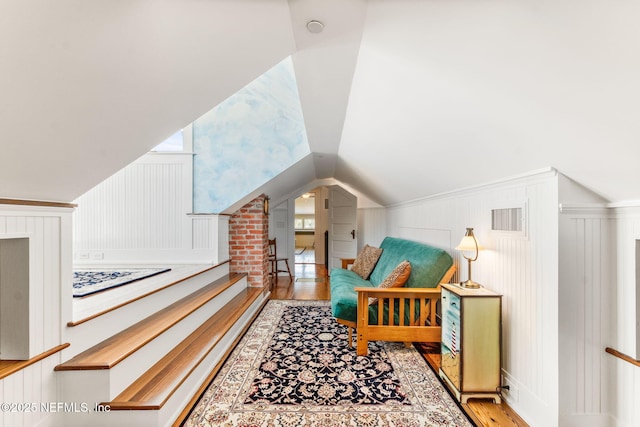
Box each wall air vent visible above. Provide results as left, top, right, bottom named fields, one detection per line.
left=491, top=202, right=527, bottom=238
left=492, top=207, right=523, bottom=232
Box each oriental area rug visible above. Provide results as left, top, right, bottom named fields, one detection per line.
left=185, top=300, right=472, bottom=427
left=72, top=267, right=171, bottom=297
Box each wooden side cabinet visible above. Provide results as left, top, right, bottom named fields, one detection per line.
left=439, top=283, right=502, bottom=404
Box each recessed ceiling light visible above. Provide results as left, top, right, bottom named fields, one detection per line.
left=306, top=20, right=324, bottom=34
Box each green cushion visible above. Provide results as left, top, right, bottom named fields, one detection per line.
left=329, top=270, right=398, bottom=324
left=330, top=268, right=374, bottom=322
left=369, top=237, right=452, bottom=288
left=330, top=237, right=453, bottom=325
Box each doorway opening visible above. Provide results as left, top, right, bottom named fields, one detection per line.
left=281, top=189, right=330, bottom=299
left=294, top=192, right=316, bottom=265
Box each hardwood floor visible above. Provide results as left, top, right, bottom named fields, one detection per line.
left=271, top=263, right=529, bottom=427
left=271, top=263, right=330, bottom=300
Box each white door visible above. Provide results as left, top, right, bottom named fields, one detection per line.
left=328, top=186, right=357, bottom=270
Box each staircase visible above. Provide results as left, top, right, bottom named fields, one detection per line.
left=56, top=263, right=269, bottom=427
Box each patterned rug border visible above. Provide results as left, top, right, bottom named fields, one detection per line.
left=185, top=300, right=473, bottom=427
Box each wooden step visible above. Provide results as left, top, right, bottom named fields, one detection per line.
left=55, top=273, right=246, bottom=371
left=107, top=286, right=263, bottom=410
left=0, top=343, right=69, bottom=380
left=65, top=264, right=232, bottom=358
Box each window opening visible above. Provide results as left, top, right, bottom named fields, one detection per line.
left=152, top=130, right=184, bottom=152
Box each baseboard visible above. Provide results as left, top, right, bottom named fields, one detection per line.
left=559, top=413, right=615, bottom=427
left=500, top=371, right=551, bottom=427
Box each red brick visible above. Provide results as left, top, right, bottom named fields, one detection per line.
left=229, top=194, right=270, bottom=288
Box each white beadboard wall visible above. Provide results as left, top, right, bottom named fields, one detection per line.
left=73, top=153, right=226, bottom=264
left=0, top=354, right=63, bottom=427
left=357, top=207, right=386, bottom=251
left=359, top=169, right=560, bottom=427
left=270, top=199, right=296, bottom=272
left=0, top=206, right=72, bottom=356
left=0, top=203, right=74, bottom=427
left=559, top=202, right=640, bottom=427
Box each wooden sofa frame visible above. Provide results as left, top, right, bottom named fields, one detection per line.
left=337, top=259, right=456, bottom=356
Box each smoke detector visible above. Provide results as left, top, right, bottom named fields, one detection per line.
left=306, top=20, right=324, bottom=33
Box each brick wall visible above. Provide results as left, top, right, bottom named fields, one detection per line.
left=229, top=195, right=269, bottom=287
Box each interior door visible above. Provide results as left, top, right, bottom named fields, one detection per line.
left=328, top=186, right=357, bottom=270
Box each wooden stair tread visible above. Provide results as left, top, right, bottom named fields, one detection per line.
left=55, top=273, right=246, bottom=371
left=107, top=287, right=263, bottom=410
left=0, top=343, right=69, bottom=380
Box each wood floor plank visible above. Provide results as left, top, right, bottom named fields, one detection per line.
left=55, top=273, right=246, bottom=371
left=464, top=399, right=528, bottom=427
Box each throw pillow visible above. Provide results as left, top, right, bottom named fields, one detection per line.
left=351, top=244, right=383, bottom=280
left=369, top=260, right=412, bottom=305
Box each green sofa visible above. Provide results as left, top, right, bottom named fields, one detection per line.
left=330, top=237, right=455, bottom=355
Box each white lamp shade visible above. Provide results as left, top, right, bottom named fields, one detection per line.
left=456, top=227, right=482, bottom=288
left=456, top=235, right=479, bottom=252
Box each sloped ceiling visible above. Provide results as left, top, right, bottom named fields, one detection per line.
left=336, top=0, right=640, bottom=205
left=0, top=0, right=295, bottom=202
left=2, top=0, right=640, bottom=206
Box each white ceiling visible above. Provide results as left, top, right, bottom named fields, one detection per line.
left=2, top=0, right=640, bottom=207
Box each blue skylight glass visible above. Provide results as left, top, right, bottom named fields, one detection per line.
left=152, top=130, right=184, bottom=152
left=192, top=57, right=310, bottom=212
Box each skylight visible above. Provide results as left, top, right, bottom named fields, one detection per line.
left=152, top=130, right=184, bottom=152
left=192, top=56, right=310, bottom=212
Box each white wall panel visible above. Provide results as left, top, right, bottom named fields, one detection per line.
left=192, top=217, right=212, bottom=250
left=73, top=153, right=224, bottom=264
left=0, top=203, right=73, bottom=427
left=560, top=213, right=609, bottom=422
left=270, top=200, right=295, bottom=274
left=558, top=194, right=639, bottom=425
left=610, top=209, right=640, bottom=427
left=0, top=353, right=66, bottom=427
left=357, top=207, right=386, bottom=251
left=0, top=210, right=69, bottom=356
left=74, top=153, right=191, bottom=250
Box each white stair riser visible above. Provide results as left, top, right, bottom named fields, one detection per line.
left=67, top=265, right=230, bottom=355
left=57, top=404, right=158, bottom=427
left=59, top=276, right=247, bottom=402
left=59, top=292, right=268, bottom=427
left=57, top=370, right=111, bottom=412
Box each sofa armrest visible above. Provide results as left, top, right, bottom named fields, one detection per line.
left=440, top=265, right=457, bottom=285
left=354, top=286, right=442, bottom=355
left=341, top=258, right=356, bottom=269
left=354, top=286, right=442, bottom=327
left=354, top=286, right=441, bottom=302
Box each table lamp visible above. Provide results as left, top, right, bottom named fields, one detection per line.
left=455, top=227, right=481, bottom=288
